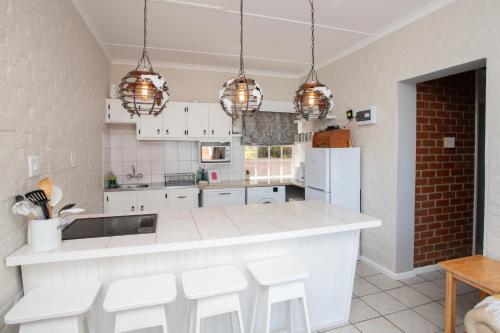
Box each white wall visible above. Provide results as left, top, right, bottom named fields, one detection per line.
left=0, top=0, right=109, bottom=330
left=103, top=126, right=244, bottom=184
left=311, top=0, right=500, bottom=273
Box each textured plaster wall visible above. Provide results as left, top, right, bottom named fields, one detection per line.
left=0, top=0, right=109, bottom=331
left=312, top=0, right=500, bottom=272
left=110, top=64, right=298, bottom=102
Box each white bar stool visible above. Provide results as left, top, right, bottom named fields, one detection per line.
left=181, top=265, right=248, bottom=333
left=247, top=256, right=311, bottom=333
left=103, top=273, right=176, bottom=333
left=4, top=281, right=101, bottom=333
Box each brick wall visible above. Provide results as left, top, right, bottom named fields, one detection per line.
left=414, top=71, right=476, bottom=267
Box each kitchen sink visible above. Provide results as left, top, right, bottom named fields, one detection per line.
left=120, top=184, right=150, bottom=189
left=62, top=214, right=157, bottom=240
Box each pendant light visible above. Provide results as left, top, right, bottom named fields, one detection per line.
left=119, top=0, right=169, bottom=117
left=219, top=0, right=263, bottom=119
left=294, top=0, right=333, bottom=121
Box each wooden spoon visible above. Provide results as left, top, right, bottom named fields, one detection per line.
left=37, top=177, right=53, bottom=217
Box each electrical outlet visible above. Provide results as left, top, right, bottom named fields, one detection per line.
left=346, top=110, right=353, bottom=120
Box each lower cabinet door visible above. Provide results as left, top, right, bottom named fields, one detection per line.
left=167, top=188, right=199, bottom=208
left=104, top=192, right=138, bottom=214
left=202, top=188, right=246, bottom=207
left=137, top=190, right=168, bottom=212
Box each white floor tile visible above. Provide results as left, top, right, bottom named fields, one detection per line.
left=401, top=275, right=426, bottom=285
left=355, top=262, right=379, bottom=277
left=353, top=279, right=381, bottom=297
left=410, top=282, right=445, bottom=301
left=366, top=274, right=405, bottom=291
left=413, top=302, right=464, bottom=329
left=322, top=324, right=361, bottom=333
left=385, top=309, right=440, bottom=333
left=386, top=286, right=433, bottom=307
left=432, top=278, right=478, bottom=295
left=354, top=317, right=403, bottom=333
left=462, top=291, right=481, bottom=304
left=437, top=295, right=475, bottom=316
left=418, top=270, right=445, bottom=281
left=361, top=292, right=407, bottom=315
left=349, top=298, right=381, bottom=323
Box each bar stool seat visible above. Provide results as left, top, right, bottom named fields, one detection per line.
left=103, top=274, right=176, bottom=333
left=247, top=256, right=311, bottom=333
left=182, top=265, right=248, bottom=333
left=5, top=281, right=101, bottom=333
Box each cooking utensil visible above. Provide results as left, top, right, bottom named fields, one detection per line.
left=50, top=185, right=63, bottom=207
left=59, top=207, right=85, bottom=216
left=25, top=190, right=50, bottom=219
left=37, top=177, right=53, bottom=199
left=12, top=199, right=44, bottom=219
left=57, top=203, right=75, bottom=216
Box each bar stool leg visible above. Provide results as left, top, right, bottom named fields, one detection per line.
left=298, top=295, right=311, bottom=333
left=250, top=287, right=261, bottom=333
left=263, top=288, right=272, bottom=333
left=195, top=301, right=202, bottom=333
left=86, top=306, right=98, bottom=333
left=236, top=300, right=245, bottom=333
left=160, top=306, right=169, bottom=333
left=287, top=300, right=294, bottom=333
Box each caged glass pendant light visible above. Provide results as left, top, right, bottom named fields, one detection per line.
left=119, top=0, right=169, bottom=117
left=294, top=0, right=334, bottom=121
left=219, top=0, right=263, bottom=119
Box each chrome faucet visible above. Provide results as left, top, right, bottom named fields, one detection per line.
left=126, top=164, right=143, bottom=180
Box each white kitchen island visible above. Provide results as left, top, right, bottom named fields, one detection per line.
left=7, top=201, right=381, bottom=333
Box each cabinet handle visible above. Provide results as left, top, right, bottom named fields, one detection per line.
left=130, top=114, right=133, bottom=119
left=186, top=130, right=189, bottom=135
left=203, top=130, right=206, bottom=135
left=107, top=113, right=110, bottom=119
left=219, top=192, right=231, bottom=196
left=177, top=196, right=187, bottom=199
left=157, top=129, right=160, bottom=135
left=138, top=129, right=141, bottom=135
left=140, top=205, right=144, bottom=211
left=106, top=196, right=109, bottom=202
left=108, top=104, right=110, bottom=110
left=228, top=130, right=231, bottom=135
left=211, top=130, right=215, bottom=135
left=131, top=206, right=135, bottom=212
left=165, top=193, right=168, bottom=199
left=166, top=129, right=169, bottom=135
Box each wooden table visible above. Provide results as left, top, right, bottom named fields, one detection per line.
left=439, top=255, right=500, bottom=333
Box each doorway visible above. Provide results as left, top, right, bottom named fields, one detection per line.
left=413, top=70, right=486, bottom=268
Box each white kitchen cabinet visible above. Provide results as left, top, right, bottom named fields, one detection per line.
left=164, top=102, right=188, bottom=138
left=137, top=190, right=168, bottom=211
left=187, top=103, right=209, bottom=138
left=202, top=188, right=245, bottom=207
left=138, top=114, right=163, bottom=139
left=105, top=99, right=136, bottom=124
left=208, top=103, right=232, bottom=137
left=104, top=188, right=199, bottom=214
left=104, top=192, right=138, bottom=214
left=167, top=188, right=199, bottom=208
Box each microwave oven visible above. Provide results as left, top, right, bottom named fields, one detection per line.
left=199, top=142, right=231, bottom=163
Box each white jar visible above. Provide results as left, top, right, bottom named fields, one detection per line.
left=28, top=218, right=62, bottom=252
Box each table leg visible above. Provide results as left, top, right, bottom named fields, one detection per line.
left=445, top=271, right=457, bottom=333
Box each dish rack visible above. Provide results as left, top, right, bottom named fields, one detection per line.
left=164, top=173, right=196, bottom=187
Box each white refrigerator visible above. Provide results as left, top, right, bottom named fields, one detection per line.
left=305, top=148, right=361, bottom=212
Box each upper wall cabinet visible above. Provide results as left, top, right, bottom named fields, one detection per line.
left=105, top=99, right=137, bottom=124
left=137, top=102, right=232, bottom=141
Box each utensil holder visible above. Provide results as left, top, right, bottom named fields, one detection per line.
left=28, top=218, right=62, bottom=252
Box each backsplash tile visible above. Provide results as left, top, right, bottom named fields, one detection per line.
left=103, top=127, right=244, bottom=186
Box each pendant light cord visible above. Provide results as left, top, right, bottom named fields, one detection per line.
left=307, top=0, right=319, bottom=82
left=137, top=0, right=153, bottom=71
left=238, top=0, right=245, bottom=77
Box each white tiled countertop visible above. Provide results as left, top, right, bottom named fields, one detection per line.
left=6, top=201, right=380, bottom=267
left=202, top=178, right=305, bottom=189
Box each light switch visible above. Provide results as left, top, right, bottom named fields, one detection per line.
left=70, top=152, right=77, bottom=168
left=443, top=137, right=455, bottom=148
left=28, top=155, right=40, bottom=178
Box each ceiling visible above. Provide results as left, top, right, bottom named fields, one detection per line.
left=72, top=0, right=455, bottom=78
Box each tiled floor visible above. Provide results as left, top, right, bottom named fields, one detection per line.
left=320, top=261, right=480, bottom=333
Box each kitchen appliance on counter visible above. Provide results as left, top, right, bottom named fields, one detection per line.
left=246, top=186, right=286, bottom=204
left=199, top=141, right=231, bottom=164
left=305, top=147, right=360, bottom=212
left=312, top=129, right=350, bottom=148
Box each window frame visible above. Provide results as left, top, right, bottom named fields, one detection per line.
left=244, top=145, right=293, bottom=180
